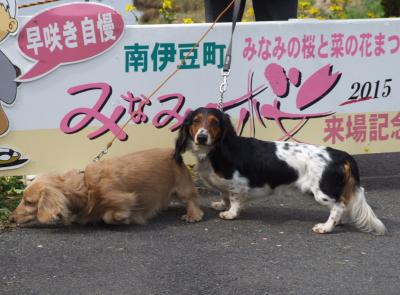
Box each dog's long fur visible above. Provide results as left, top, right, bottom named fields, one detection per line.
left=174, top=107, right=386, bottom=235
left=10, top=148, right=203, bottom=225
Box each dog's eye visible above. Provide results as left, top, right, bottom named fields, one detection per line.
left=210, top=120, right=219, bottom=126
left=193, top=118, right=201, bottom=124
left=24, top=200, right=35, bottom=206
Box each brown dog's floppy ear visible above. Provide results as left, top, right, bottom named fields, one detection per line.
left=174, top=110, right=195, bottom=165
left=37, top=188, right=67, bottom=224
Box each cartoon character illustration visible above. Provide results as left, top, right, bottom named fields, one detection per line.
left=0, top=1, right=29, bottom=171
left=0, top=50, right=20, bottom=135
left=0, top=0, right=18, bottom=42
left=0, top=0, right=19, bottom=136
left=0, top=147, right=29, bottom=170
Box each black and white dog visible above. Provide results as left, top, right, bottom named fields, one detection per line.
left=174, top=107, right=386, bottom=235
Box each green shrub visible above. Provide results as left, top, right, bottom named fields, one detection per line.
left=0, top=176, right=25, bottom=226
left=133, top=0, right=388, bottom=23
left=0, top=176, right=25, bottom=196
left=299, top=0, right=385, bottom=19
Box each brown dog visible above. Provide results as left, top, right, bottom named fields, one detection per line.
left=10, top=148, right=203, bottom=226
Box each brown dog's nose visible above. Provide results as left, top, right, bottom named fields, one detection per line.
left=8, top=214, right=16, bottom=223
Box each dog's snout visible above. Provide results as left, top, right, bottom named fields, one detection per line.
left=8, top=214, right=16, bottom=223
left=197, top=133, right=208, bottom=144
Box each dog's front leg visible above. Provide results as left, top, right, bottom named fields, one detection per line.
left=312, top=202, right=345, bottom=234
left=181, top=198, right=204, bottom=222
left=211, top=192, right=230, bottom=211
left=219, top=193, right=246, bottom=220
left=102, top=210, right=131, bottom=225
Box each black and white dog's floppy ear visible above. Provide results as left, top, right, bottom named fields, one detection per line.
left=174, top=110, right=194, bottom=165
left=221, top=112, right=237, bottom=142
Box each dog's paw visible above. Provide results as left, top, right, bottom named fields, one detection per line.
left=219, top=210, right=237, bottom=220
left=181, top=210, right=204, bottom=223
left=312, top=223, right=332, bottom=234
left=211, top=201, right=227, bottom=211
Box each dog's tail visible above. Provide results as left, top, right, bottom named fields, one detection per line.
left=341, top=161, right=386, bottom=235
left=347, top=186, right=387, bottom=235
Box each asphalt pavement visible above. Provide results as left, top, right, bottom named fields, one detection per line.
left=1, top=153, right=399, bottom=295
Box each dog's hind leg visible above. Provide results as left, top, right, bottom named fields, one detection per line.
left=338, top=209, right=350, bottom=225
left=219, top=193, right=247, bottom=220
left=211, top=192, right=230, bottom=211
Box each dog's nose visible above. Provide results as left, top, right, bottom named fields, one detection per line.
left=197, top=133, right=208, bottom=144
left=8, top=214, right=15, bottom=223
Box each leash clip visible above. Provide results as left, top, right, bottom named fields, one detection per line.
left=93, top=146, right=108, bottom=162
left=219, top=69, right=230, bottom=94
left=218, top=69, right=230, bottom=112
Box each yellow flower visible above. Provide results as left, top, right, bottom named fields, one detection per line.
left=299, top=1, right=311, bottom=10
left=308, top=7, right=320, bottom=16
left=367, top=12, right=376, bottom=18
left=183, top=18, right=194, bottom=24
left=242, top=7, right=255, bottom=22
left=162, top=0, right=173, bottom=10
left=329, top=5, right=343, bottom=12
left=245, top=7, right=254, bottom=17
left=333, top=0, right=345, bottom=4
left=125, top=4, right=136, bottom=12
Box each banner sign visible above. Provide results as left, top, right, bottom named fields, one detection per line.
left=17, top=2, right=124, bottom=81
left=1, top=6, right=400, bottom=175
